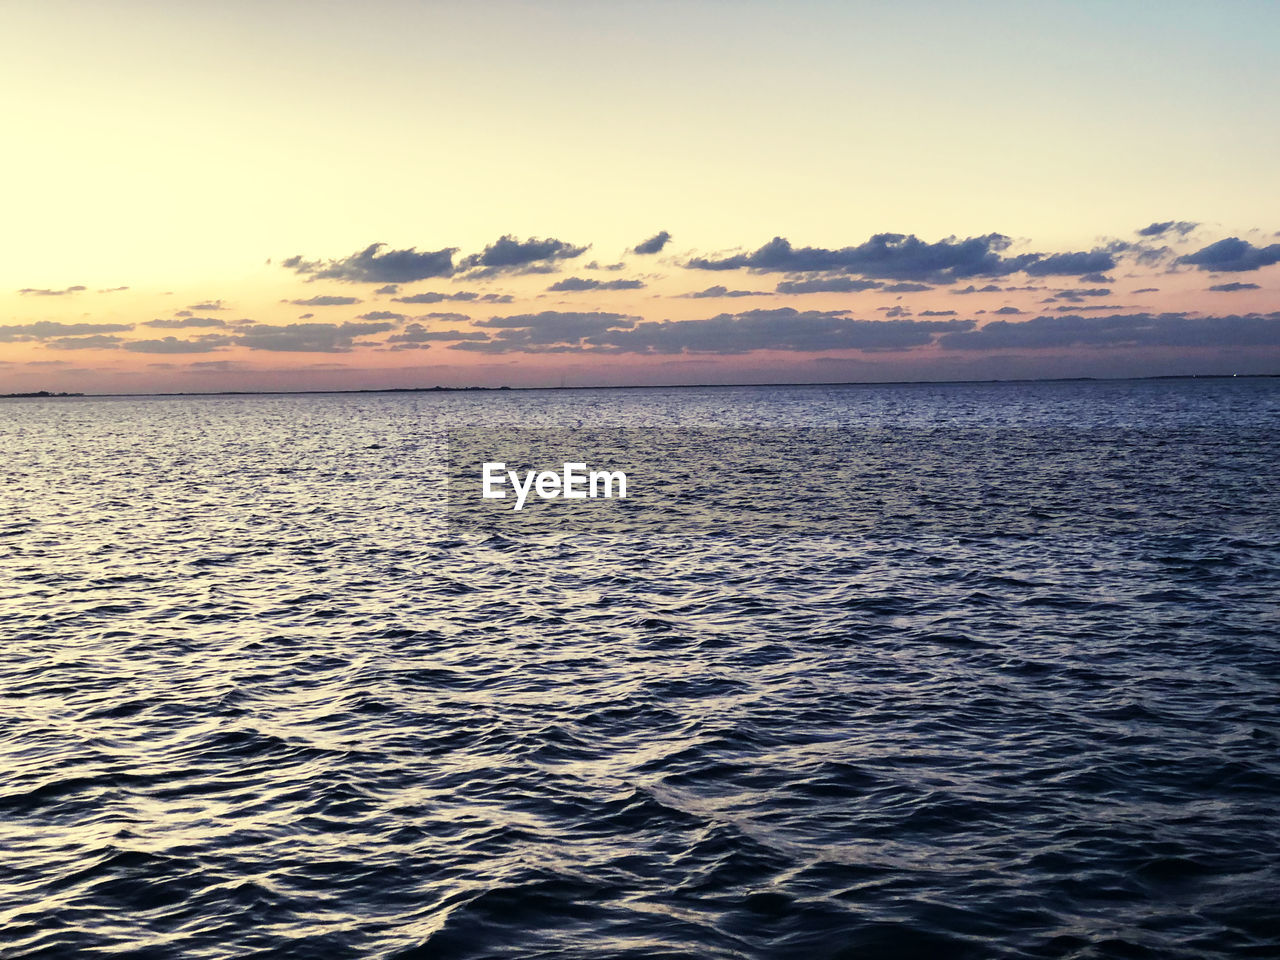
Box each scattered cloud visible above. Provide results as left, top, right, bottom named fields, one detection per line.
left=0, top=321, right=133, bottom=342
left=143, top=316, right=227, bottom=328
left=1136, top=220, right=1199, bottom=238
left=1178, top=237, right=1280, bottom=272
left=235, top=321, right=396, bottom=352
left=392, top=290, right=513, bottom=304
left=1209, top=282, right=1261, bottom=292
left=1022, top=248, right=1120, bottom=277
left=1046, top=287, right=1112, bottom=303
left=18, top=285, right=87, bottom=296
left=284, top=243, right=457, bottom=283
left=454, top=307, right=971, bottom=355
left=356, top=310, right=407, bottom=321
left=547, top=277, right=646, bottom=292
left=123, top=335, right=236, bottom=354
left=633, top=230, right=672, bottom=255
left=1051, top=305, right=1129, bottom=313
left=471, top=310, right=638, bottom=347
left=680, top=285, right=770, bottom=299
left=47, top=334, right=125, bottom=350
left=189, top=300, right=227, bottom=311
left=386, top=323, right=488, bottom=345
left=290, top=295, right=362, bottom=306
left=587, top=310, right=972, bottom=355
left=687, top=234, right=1119, bottom=281
left=775, top=278, right=883, bottom=294
left=940, top=312, right=1280, bottom=350
left=459, top=235, right=588, bottom=277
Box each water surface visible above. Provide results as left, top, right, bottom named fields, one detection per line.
left=2, top=379, right=1278, bottom=958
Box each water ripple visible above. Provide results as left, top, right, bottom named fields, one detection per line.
left=1, top=379, right=1278, bottom=958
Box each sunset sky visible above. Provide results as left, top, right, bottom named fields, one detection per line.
left=3, top=0, right=1279, bottom=393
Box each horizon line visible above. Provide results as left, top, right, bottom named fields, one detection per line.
left=4, top=371, right=1277, bottom=401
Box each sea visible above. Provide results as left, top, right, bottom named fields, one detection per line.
left=1, top=377, right=1277, bottom=959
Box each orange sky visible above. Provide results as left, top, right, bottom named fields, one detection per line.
left=2, top=1, right=1278, bottom=392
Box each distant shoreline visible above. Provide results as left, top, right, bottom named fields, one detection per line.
left=3, top=372, right=1277, bottom=400
left=0, top=391, right=85, bottom=399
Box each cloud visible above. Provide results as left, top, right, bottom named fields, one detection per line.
left=633, top=230, right=672, bottom=255
left=386, top=323, right=488, bottom=345
left=0, top=321, right=133, bottom=342
left=1046, top=287, right=1112, bottom=303
left=993, top=306, right=1023, bottom=315
left=687, top=234, right=1017, bottom=279
left=98, top=286, right=130, bottom=293
left=1021, top=248, right=1120, bottom=277
left=470, top=310, right=638, bottom=348
left=882, top=282, right=934, bottom=293
left=459, top=235, right=588, bottom=277
left=688, top=234, right=1124, bottom=281
left=679, top=285, right=770, bottom=299
left=374, top=284, right=399, bottom=295
left=588, top=309, right=972, bottom=355
left=143, top=316, right=227, bottom=328
left=189, top=300, right=227, bottom=311
left=1178, top=237, right=1280, bottom=272
left=235, top=321, right=395, bottom=352
left=419, top=311, right=471, bottom=322
left=775, top=278, right=883, bottom=294
left=1209, top=282, right=1261, bottom=292
left=920, top=309, right=957, bottom=316
left=454, top=307, right=971, bottom=355
left=17, top=285, right=87, bottom=296
left=290, top=295, right=362, bottom=306
left=939, top=312, right=1280, bottom=350
left=1131, top=243, right=1175, bottom=267
left=391, top=290, right=513, bottom=304
left=283, top=243, right=457, bottom=283
left=123, top=335, right=235, bottom=354
left=1137, top=220, right=1199, bottom=238
left=953, top=284, right=1004, bottom=294
left=1078, top=273, right=1115, bottom=284
left=47, top=334, right=124, bottom=350
left=1052, top=305, right=1126, bottom=313
left=1133, top=287, right=1159, bottom=294
left=547, top=277, right=646, bottom=292
left=356, top=310, right=407, bottom=321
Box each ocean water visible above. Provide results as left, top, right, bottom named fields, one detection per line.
left=1, top=378, right=1278, bottom=959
